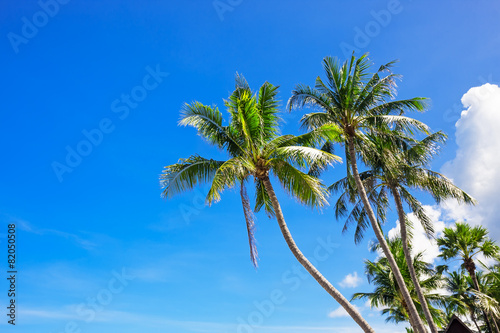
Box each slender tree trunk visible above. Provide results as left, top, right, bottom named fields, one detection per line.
left=491, top=314, right=499, bottom=333
left=469, top=268, right=495, bottom=333
left=347, top=138, right=427, bottom=333
left=471, top=310, right=482, bottom=333
left=402, top=297, right=419, bottom=330
left=261, top=176, right=375, bottom=333
left=469, top=268, right=481, bottom=292
left=391, top=187, right=438, bottom=333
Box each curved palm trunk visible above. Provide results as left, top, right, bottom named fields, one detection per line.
left=347, top=139, right=427, bottom=333
left=391, top=187, right=438, bottom=333
left=261, top=176, right=375, bottom=333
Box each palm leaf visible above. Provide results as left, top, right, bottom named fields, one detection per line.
left=160, top=155, right=224, bottom=198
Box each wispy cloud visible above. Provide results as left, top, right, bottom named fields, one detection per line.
left=11, top=219, right=98, bottom=250
left=339, top=271, right=362, bottom=288
left=22, top=307, right=386, bottom=332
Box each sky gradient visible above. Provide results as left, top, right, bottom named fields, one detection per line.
left=1, top=1, right=500, bottom=332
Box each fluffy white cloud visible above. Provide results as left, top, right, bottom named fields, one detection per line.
left=328, top=304, right=361, bottom=318
left=388, top=205, right=446, bottom=264
left=440, top=83, right=500, bottom=239
left=339, top=271, right=363, bottom=288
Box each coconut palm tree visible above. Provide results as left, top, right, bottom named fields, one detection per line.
left=352, top=237, right=447, bottom=329
left=484, top=264, right=500, bottom=306
left=438, top=222, right=500, bottom=332
left=289, top=53, right=429, bottom=333
left=477, top=270, right=500, bottom=331
left=160, top=74, right=375, bottom=332
left=444, top=270, right=482, bottom=332
left=332, top=130, right=475, bottom=333
left=444, top=270, right=500, bottom=332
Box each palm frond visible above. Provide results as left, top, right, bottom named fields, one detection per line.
left=254, top=178, right=275, bottom=217
left=179, top=102, right=243, bottom=156
left=288, top=84, right=333, bottom=118
left=364, top=114, right=430, bottom=136
left=160, top=155, right=224, bottom=198
left=257, top=81, right=280, bottom=142
left=270, top=160, right=329, bottom=208
left=272, top=146, right=341, bottom=171
left=206, top=157, right=250, bottom=204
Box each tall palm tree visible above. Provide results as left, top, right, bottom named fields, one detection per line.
left=333, top=131, right=475, bottom=333
left=289, top=53, right=429, bottom=333
left=352, top=237, right=447, bottom=329
left=160, top=74, right=375, bottom=332
left=438, top=222, right=500, bottom=332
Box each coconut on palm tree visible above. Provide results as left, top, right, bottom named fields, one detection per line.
left=289, top=53, right=430, bottom=333
left=160, top=74, right=375, bottom=332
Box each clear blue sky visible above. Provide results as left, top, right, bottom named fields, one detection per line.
left=1, top=1, right=500, bottom=332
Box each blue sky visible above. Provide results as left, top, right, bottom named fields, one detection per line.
left=1, top=1, right=500, bottom=332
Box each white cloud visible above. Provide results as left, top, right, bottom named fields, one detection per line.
left=440, top=83, right=500, bottom=239
left=328, top=305, right=361, bottom=318
left=388, top=205, right=446, bottom=264
left=339, top=271, right=362, bottom=288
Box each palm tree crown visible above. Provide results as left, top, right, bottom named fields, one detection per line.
left=161, top=74, right=341, bottom=266
left=438, top=222, right=499, bottom=281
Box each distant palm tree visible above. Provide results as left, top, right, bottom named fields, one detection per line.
left=289, top=53, right=429, bottom=333
left=444, top=270, right=500, bottom=332
left=438, top=222, right=500, bottom=332
left=484, top=264, right=500, bottom=306
left=352, top=237, right=446, bottom=329
left=477, top=270, right=500, bottom=331
left=160, top=74, right=375, bottom=332
left=332, top=130, right=475, bottom=333
left=444, top=270, right=482, bottom=332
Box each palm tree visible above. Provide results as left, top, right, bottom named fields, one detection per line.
left=352, top=237, right=447, bottom=329
left=333, top=131, right=475, bottom=333
left=484, top=264, right=500, bottom=306
left=444, top=270, right=500, bottom=332
left=438, top=222, right=500, bottom=332
left=289, top=53, right=429, bottom=333
left=160, top=74, right=375, bottom=332
left=443, top=270, right=482, bottom=332
left=477, top=270, right=500, bottom=331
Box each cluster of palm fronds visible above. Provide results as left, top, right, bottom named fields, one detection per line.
left=159, top=53, right=490, bottom=333
left=355, top=222, right=500, bottom=333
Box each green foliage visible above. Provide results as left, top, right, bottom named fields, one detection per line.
left=353, top=237, right=447, bottom=328
left=438, top=222, right=500, bottom=266
left=161, top=74, right=341, bottom=267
